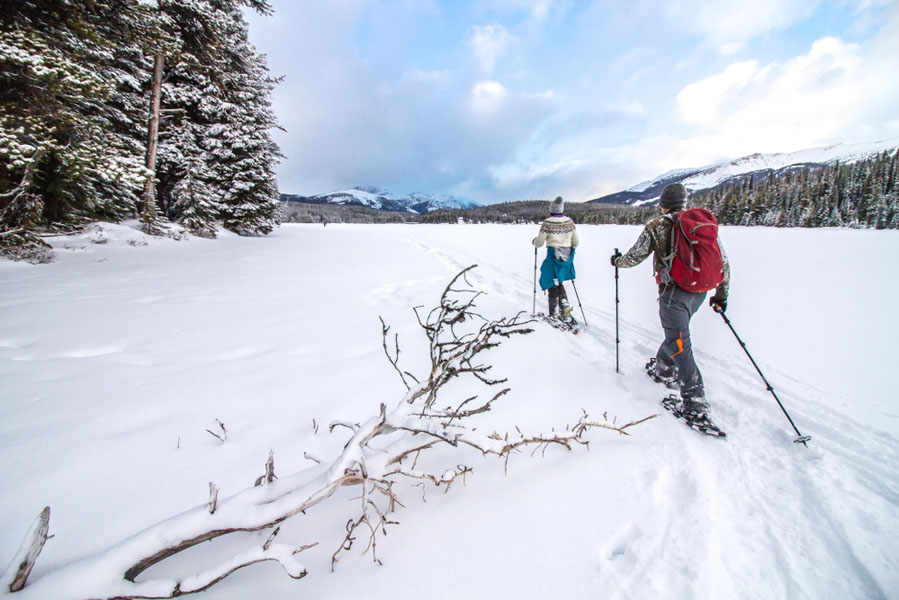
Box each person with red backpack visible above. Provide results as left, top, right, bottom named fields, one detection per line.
left=611, top=183, right=730, bottom=419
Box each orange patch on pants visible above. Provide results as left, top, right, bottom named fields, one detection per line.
left=671, top=333, right=685, bottom=357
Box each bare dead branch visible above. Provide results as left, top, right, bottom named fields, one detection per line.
left=1, top=507, right=50, bottom=593
left=380, top=317, right=410, bottom=390
left=6, top=266, right=653, bottom=600
left=329, top=421, right=360, bottom=434
left=205, top=419, right=227, bottom=443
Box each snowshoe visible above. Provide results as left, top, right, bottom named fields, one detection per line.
left=645, top=358, right=678, bottom=389
left=535, top=312, right=581, bottom=335
left=661, top=394, right=726, bottom=438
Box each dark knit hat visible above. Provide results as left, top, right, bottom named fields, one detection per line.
left=659, top=183, right=687, bottom=210
left=550, top=196, right=564, bottom=214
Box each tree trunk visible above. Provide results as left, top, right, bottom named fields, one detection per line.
left=141, top=53, right=164, bottom=226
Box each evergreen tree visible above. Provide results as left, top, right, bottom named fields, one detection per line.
left=1, top=0, right=282, bottom=259
left=208, top=5, right=282, bottom=235
left=151, top=0, right=280, bottom=236
left=0, top=1, right=148, bottom=228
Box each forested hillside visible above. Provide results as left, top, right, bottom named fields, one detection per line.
left=690, top=151, right=899, bottom=228
left=0, top=0, right=281, bottom=262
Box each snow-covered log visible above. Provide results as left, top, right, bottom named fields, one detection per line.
left=1, top=507, right=50, bottom=593
left=4, top=266, right=654, bottom=599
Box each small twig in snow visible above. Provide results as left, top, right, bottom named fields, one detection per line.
left=205, top=419, right=227, bottom=443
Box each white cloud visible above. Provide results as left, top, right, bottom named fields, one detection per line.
left=672, top=30, right=899, bottom=164
left=489, top=156, right=586, bottom=189
left=720, top=42, right=745, bottom=56
left=482, top=0, right=558, bottom=22
left=606, top=100, right=649, bottom=119
left=677, top=60, right=769, bottom=124
left=670, top=0, right=821, bottom=51
left=469, top=81, right=509, bottom=117
left=472, top=80, right=507, bottom=98
left=468, top=24, right=515, bottom=75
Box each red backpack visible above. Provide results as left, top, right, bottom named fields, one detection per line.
left=666, top=208, right=724, bottom=293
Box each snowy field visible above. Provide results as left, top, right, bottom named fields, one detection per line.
left=1, top=222, right=897, bottom=599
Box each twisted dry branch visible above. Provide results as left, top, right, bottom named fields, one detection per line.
left=4, top=266, right=654, bottom=600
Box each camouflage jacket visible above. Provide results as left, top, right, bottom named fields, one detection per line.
left=616, top=213, right=730, bottom=299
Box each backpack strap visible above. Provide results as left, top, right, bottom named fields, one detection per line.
left=658, top=212, right=678, bottom=279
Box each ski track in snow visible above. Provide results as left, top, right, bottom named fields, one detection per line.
left=411, top=233, right=897, bottom=599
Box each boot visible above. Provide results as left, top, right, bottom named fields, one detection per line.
left=645, top=358, right=678, bottom=389
left=679, top=378, right=710, bottom=418
left=557, top=285, right=572, bottom=318
left=679, top=397, right=711, bottom=419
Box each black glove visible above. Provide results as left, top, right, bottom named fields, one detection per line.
left=710, top=296, right=727, bottom=313
left=610, top=250, right=622, bottom=267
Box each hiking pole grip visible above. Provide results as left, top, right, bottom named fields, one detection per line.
left=716, top=310, right=809, bottom=446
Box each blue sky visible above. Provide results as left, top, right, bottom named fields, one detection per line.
left=245, top=0, right=899, bottom=204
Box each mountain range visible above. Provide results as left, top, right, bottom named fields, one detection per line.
left=281, top=187, right=480, bottom=213
left=590, top=138, right=899, bottom=205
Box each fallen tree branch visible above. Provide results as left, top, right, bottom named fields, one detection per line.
left=0, top=507, right=50, bottom=593
left=5, top=266, right=654, bottom=599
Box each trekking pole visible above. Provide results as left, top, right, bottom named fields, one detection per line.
left=713, top=306, right=811, bottom=446
left=571, top=281, right=588, bottom=326
left=614, top=248, right=620, bottom=374
left=532, top=247, right=538, bottom=315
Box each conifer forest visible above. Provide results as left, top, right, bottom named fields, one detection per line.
left=0, top=0, right=282, bottom=262
left=690, top=152, right=899, bottom=229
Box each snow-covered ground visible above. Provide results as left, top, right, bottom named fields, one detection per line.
left=1, top=222, right=896, bottom=599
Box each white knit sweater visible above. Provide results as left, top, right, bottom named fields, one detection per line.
left=532, top=215, right=579, bottom=248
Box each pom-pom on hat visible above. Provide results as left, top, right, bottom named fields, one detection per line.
left=550, top=196, right=564, bottom=214
left=659, top=183, right=687, bottom=210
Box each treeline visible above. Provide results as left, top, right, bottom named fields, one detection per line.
left=281, top=201, right=412, bottom=224
left=419, top=200, right=657, bottom=225
left=1, top=0, right=281, bottom=262
left=278, top=199, right=658, bottom=226
left=691, top=151, right=899, bottom=228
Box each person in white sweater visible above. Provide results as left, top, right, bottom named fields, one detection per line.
left=532, top=196, right=579, bottom=319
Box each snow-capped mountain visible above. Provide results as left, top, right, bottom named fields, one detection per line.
left=281, top=187, right=481, bottom=213
left=591, top=138, right=899, bottom=205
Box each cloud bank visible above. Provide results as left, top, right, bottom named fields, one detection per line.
left=247, top=1, right=899, bottom=203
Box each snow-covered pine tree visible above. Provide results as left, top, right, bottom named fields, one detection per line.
left=170, top=156, right=222, bottom=238
left=148, top=0, right=280, bottom=237
left=1, top=0, right=281, bottom=259
left=0, top=0, right=149, bottom=259
left=205, top=4, right=282, bottom=236
left=152, top=57, right=220, bottom=234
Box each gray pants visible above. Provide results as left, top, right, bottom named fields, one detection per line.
left=656, top=285, right=706, bottom=400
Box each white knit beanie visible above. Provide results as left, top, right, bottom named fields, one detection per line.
left=550, top=196, right=564, bottom=214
